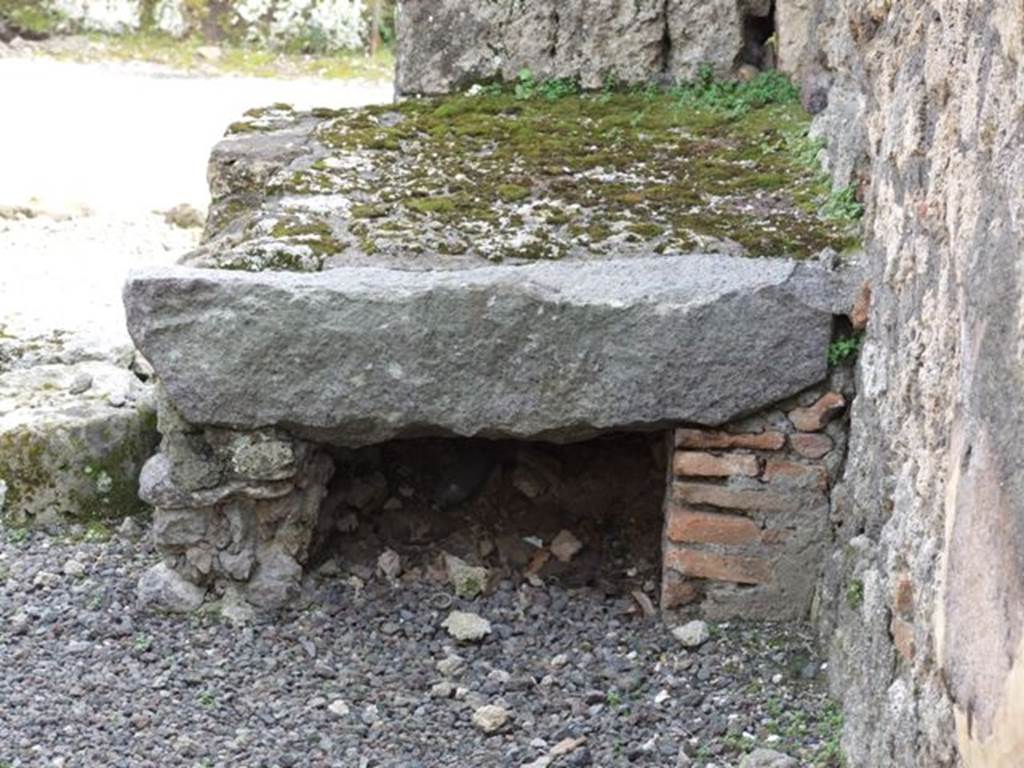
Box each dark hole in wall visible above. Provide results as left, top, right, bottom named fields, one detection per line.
left=313, top=433, right=668, bottom=596
left=739, top=0, right=777, bottom=70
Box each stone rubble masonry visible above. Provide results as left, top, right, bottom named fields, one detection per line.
left=137, top=387, right=334, bottom=612
left=662, top=387, right=847, bottom=620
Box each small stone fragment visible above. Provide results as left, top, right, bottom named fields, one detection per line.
left=11, top=611, right=29, bottom=635
left=429, top=681, right=454, bottom=698
left=62, top=559, right=86, bottom=578
left=436, top=654, right=466, bottom=676
left=328, top=699, right=350, bottom=718
left=471, top=704, right=510, bottom=733
left=788, top=392, right=846, bottom=432
left=551, top=736, right=587, bottom=757
left=444, top=553, right=489, bottom=599
left=442, top=610, right=492, bottom=642
left=672, top=620, right=710, bottom=649
left=68, top=373, right=93, bottom=395
left=632, top=589, right=657, bottom=617
left=789, top=432, right=834, bottom=459
left=117, top=516, right=143, bottom=540
left=377, top=548, right=401, bottom=581
left=550, top=529, right=583, bottom=563
left=137, top=563, right=206, bottom=613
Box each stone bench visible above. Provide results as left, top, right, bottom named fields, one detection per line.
left=123, top=90, right=859, bottom=617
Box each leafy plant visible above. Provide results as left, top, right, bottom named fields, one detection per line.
left=845, top=579, right=864, bottom=609
left=514, top=69, right=581, bottom=101
left=674, top=67, right=800, bottom=117
left=815, top=702, right=846, bottom=767
left=828, top=334, right=864, bottom=367
left=821, top=185, right=865, bottom=221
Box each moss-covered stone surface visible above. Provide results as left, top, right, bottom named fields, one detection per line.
left=0, top=361, right=159, bottom=528
left=187, top=83, right=860, bottom=272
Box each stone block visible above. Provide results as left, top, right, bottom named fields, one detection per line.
left=125, top=257, right=833, bottom=446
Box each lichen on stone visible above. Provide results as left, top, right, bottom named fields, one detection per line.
left=187, top=85, right=860, bottom=272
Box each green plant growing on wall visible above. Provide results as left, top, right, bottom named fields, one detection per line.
left=828, top=334, right=864, bottom=367
left=514, top=68, right=581, bottom=101
left=845, top=579, right=864, bottom=608
left=821, top=185, right=865, bottom=221
left=674, top=66, right=800, bottom=116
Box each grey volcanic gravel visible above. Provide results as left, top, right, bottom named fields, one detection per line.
left=0, top=523, right=842, bottom=767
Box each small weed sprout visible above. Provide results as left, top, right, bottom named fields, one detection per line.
left=828, top=334, right=864, bottom=367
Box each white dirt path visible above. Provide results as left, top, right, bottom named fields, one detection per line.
left=0, top=55, right=391, bottom=350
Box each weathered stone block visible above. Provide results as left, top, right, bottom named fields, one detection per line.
left=0, top=361, right=158, bottom=526
left=125, top=256, right=833, bottom=446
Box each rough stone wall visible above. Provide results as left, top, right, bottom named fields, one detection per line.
left=812, top=2, right=1024, bottom=766
left=394, top=0, right=777, bottom=95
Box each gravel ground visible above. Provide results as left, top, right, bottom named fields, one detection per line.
left=0, top=521, right=842, bottom=768
left=1, top=51, right=841, bottom=768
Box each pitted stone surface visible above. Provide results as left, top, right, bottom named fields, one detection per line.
left=191, top=92, right=857, bottom=271
left=125, top=255, right=833, bottom=446
left=394, top=0, right=758, bottom=95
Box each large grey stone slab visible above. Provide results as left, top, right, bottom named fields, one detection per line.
left=124, top=255, right=833, bottom=446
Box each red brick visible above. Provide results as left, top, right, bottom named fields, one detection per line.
left=675, top=428, right=786, bottom=451
left=789, top=433, right=834, bottom=459
left=673, top=482, right=800, bottom=513
left=664, top=547, right=772, bottom=585
left=673, top=451, right=760, bottom=478
left=788, top=392, right=846, bottom=432
left=763, top=459, right=829, bottom=491
left=660, top=571, right=702, bottom=609
left=666, top=506, right=762, bottom=545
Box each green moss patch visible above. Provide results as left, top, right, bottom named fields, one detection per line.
left=0, top=407, right=158, bottom=528
left=203, top=78, right=860, bottom=271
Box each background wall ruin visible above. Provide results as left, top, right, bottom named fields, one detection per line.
left=395, top=0, right=822, bottom=95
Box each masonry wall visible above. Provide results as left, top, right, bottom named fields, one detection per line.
left=662, top=385, right=850, bottom=620
left=809, top=2, right=1024, bottom=766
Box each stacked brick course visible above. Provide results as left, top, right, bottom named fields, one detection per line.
left=662, top=389, right=849, bottom=620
